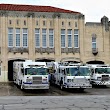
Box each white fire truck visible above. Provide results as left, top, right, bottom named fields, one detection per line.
left=89, top=64, right=110, bottom=86
left=13, top=60, right=49, bottom=89
left=50, top=62, right=92, bottom=90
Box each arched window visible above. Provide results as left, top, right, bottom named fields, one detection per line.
left=92, top=34, right=97, bottom=48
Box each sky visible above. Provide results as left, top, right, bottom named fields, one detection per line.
left=0, top=0, right=109, bottom=22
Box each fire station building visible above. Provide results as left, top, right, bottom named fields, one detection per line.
left=0, top=4, right=110, bottom=82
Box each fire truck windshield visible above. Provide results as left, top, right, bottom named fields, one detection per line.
left=25, top=67, right=48, bottom=75
left=79, top=67, right=91, bottom=76
left=105, top=68, right=110, bottom=74
left=67, top=67, right=91, bottom=76
left=66, top=67, right=78, bottom=76
left=95, top=67, right=110, bottom=74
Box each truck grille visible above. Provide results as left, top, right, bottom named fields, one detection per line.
left=74, top=78, right=86, bottom=84
left=33, top=77, right=42, bottom=84
left=102, top=75, right=109, bottom=81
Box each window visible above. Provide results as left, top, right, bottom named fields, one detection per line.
left=16, top=20, right=19, bottom=25
left=61, top=29, right=65, bottom=48
left=42, top=29, right=47, bottom=48
left=62, top=21, right=64, bottom=26
left=68, top=22, right=71, bottom=26
left=36, top=21, right=38, bottom=26
left=92, top=34, right=97, bottom=48
left=9, top=20, right=12, bottom=25
left=75, top=22, right=77, bottom=27
left=35, top=29, right=40, bottom=48
left=8, top=28, right=13, bottom=47
left=68, top=29, right=72, bottom=48
left=49, top=29, right=54, bottom=48
left=16, top=28, right=20, bottom=47
left=22, top=28, right=28, bottom=47
left=50, top=21, right=52, bottom=26
left=74, top=29, right=79, bottom=48
left=24, top=20, right=26, bottom=25
left=43, top=21, right=46, bottom=26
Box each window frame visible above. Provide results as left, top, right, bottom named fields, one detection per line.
left=74, top=29, right=79, bottom=48
left=61, top=29, right=66, bottom=48
left=22, top=28, right=28, bottom=48
left=92, top=34, right=97, bottom=49
left=15, top=28, right=20, bottom=47
left=35, top=28, right=40, bottom=48
left=42, top=29, right=47, bottom=48
left=49, top=29, right=54, bottom=48
left=67, top=29, right=72, bottom=48
left=8, top=28, right=13, bottom=47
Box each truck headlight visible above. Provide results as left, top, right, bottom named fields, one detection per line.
left=67, top=79, right=73, bottom=82
left=26, top=79, right=32, bottom=82
left=67, top=79, right=71, bottom=82
left=43, top=78, right=47, bottom=82
left=97, top=77, right=101, bottom=81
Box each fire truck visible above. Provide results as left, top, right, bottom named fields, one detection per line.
left=50, top=62, right=92, bottom=90
left=13, top=60, right=49, bottom=89
left=89, top=64, right=110, bottom=86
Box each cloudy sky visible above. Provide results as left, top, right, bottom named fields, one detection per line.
left=0, top=0, right=109, bottom=22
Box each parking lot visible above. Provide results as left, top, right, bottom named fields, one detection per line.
left=0, top=82, right=110, bottom=96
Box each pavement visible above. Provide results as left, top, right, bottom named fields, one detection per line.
left=0, top=95, right=110, bottom=110
left=0, top=82, right=110, bottom=110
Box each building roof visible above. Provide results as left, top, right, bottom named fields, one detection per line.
left=0, top=4, right=80, bottom=14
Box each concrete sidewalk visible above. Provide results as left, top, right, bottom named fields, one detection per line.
left=0, top=95, right=109, bottom=110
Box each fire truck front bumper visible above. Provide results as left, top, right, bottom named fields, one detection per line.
left=64, top=83, right=92, bottom=89
left=91, top=80, right=110, bottom=85
left=22, top=83, right=49, bottom=89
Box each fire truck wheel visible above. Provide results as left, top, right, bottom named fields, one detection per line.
left=79, top=88, right=84, bottom=92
